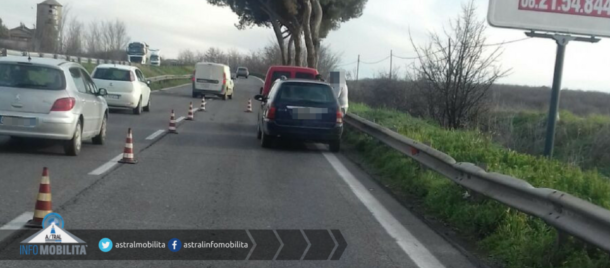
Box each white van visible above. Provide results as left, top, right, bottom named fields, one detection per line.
left=192, top=62, right=234, bottom=100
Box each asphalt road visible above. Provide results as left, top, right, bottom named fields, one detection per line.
left=0, top=77, right=481, bottom=268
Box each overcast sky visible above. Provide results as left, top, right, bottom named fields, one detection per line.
left=2, top=0, right=610, bottom=92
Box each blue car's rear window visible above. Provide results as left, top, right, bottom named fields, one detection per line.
left=275, top=83, right=336, bottom=104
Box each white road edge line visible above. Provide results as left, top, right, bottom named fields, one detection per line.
left=322, top=151, right=446, bottom=268
left=0, top=212, right=33, bottom=230
left=88, top=153, right=124, bottom=176
left=176, top=116, right=186, bottom=123
left=146, top=129, right=165, bottom=140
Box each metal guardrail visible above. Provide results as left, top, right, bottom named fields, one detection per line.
left=148, top=75, right=191, bottom=82
left=1, top=48, right=130, bottom=65
left=344, top=113, right=610, bottom=253
left=1, top=48, right=191, bottom=84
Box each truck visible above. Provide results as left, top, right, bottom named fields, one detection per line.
left=127, top=42, right=150, bottom=64
left=150, top=49, right=161, bottom=66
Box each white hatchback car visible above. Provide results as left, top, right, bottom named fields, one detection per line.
left=92, top=65, right=152, bottom=114
left=0, top=57, right=109, bottom=156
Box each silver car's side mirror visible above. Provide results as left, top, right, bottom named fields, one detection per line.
left=98, top=88, right=108, bottom=96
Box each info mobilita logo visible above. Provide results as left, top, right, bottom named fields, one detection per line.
left=19, top=213, right=87, bottom=256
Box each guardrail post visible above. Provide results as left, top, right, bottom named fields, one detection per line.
left=1, top=48, right=6, bottom=57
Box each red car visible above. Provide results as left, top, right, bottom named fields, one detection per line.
left=260, top=66, right=319, bottom=96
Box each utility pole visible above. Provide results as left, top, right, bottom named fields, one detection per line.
left=356, top=54, right=360, bottom=91
left=389, top=50, right=393, bottom=80
left=356, top=55, right=360, bottom=82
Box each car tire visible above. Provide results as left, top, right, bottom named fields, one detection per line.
left=133, top=97, right=143, bottom=115
left=143, top=98, right=151, bottom=112
left=261, top=132, right=273, bottom=148
left=92, top=115, right=107, bottom=145
left=222, top=92, right=228, bottom=101
left=329, top=140, right=341, bottom=153
left=257, top=126, right=262, bottom=140
left=229, top=93, right=233, bottom=100
left=192, top=91, right=199, bottom=98
left=64, top=121, right=82, bottom=156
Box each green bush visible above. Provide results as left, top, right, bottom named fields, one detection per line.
left=344, top=103, right=610, bottom=268
left=482, top=110, right=610, bottom=176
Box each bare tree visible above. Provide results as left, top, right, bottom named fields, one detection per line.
left=97, top=19, right=130, bottom=60
left=57, top=4, right=72, bottom=53
left=85, top=21, right=101, bottom=56
left=0, top=18, right=9, bottom=39
left=178, top=49, right=196, bottom=65
left=64, top=17, right=84, bottom=55
left=112, top=20, right=129, bottom=55
left=226, top=49, right=244, bottom=69
left=204, top=47, right=227, bottom=64
left=316, top=44, right=342, bottom=77
left=410, top=0, right=509, bottom=129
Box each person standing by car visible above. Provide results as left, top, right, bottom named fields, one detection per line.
left=328, top=71, right=348, bottom=114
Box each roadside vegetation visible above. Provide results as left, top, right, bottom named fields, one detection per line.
left=344, top=103, right=610, bottom=268
left=350, top=78, right=610, bottom=177
left=342, top=1, right=610, bottom=267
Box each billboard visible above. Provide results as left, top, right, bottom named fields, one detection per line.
left=488, top=0, right=610, bottom=37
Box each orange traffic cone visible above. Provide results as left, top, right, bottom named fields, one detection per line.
left=25, top=167, right=52, bottom=228
left=118, top=128, right=137, bottom=164
left=245, top=99, right=253, bottom=113
left=200, top=97, right=206, bottom=112
left=169, top=110, right=178, bottom=134
left=186, top=102, right=194, bottom=120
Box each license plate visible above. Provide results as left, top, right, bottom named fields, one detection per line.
left=290, top=107, right=328, bottom=120
left=106, top=94, right=120, bottom=99
left=199, top=83, right=210, bottom=89
left=0, top=116, right=36, bottom=127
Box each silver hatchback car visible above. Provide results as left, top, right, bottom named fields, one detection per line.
left=0, top=57, right=109, bottom=156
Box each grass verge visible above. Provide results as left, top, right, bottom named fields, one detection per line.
left=344, top=103, right=610, bottom=268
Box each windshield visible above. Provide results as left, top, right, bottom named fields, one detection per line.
left=93, top=68, right=132, bottom=81
left=150, top=55, right=159, bottom=61
left=0, top=63, right=65, bottom=90
left=128, top=43, right=145, bottom=54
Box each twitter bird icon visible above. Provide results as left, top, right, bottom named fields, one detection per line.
left=99, top=238, right=113, bottom=252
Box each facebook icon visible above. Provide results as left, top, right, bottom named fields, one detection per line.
left=168, top=238, right=182, bottom=252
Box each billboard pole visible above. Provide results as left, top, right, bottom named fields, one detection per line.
left=525, top=32, right=600, bottom=158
